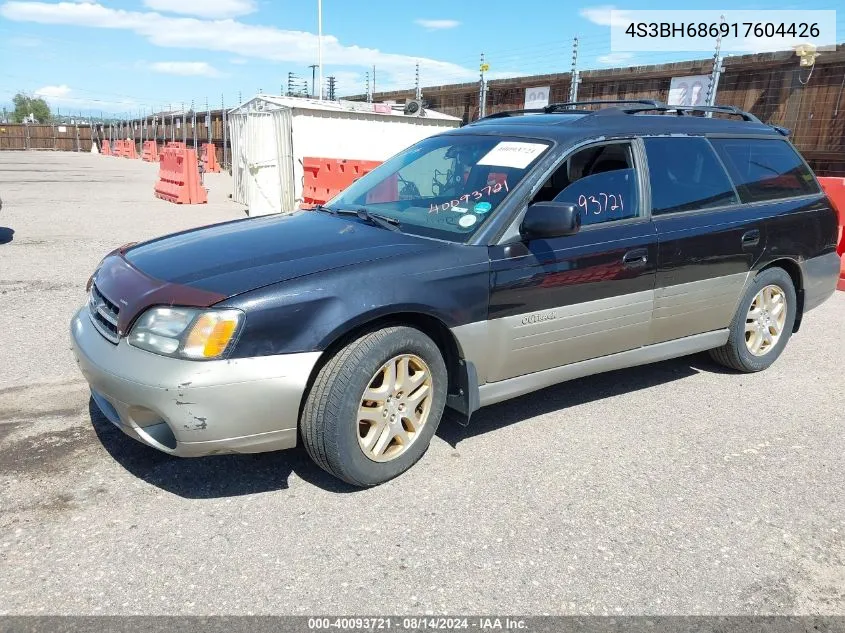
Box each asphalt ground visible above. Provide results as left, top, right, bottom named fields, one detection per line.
left=0, top=151, right=843, bottom=615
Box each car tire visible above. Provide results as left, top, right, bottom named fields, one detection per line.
left=301, top=326, right=448, bottom=487
left=709, top=267, right=797, bottom=373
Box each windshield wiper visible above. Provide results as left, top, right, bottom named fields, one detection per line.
left=312, top=203, right=336, bottom=214
left=333, top=206, right=401, bottom=232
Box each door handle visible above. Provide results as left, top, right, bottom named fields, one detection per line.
left=742, top=229, right=760, bottom=247
left=622, top=248, right=648, bottom=266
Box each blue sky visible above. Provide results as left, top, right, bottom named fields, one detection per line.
left=0, top=0, right=842, bottom=117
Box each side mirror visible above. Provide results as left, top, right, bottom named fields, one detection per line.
left=520, top=202, right=581, bottom=240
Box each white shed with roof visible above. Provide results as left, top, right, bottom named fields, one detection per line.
left=228, top=95, right=461, bottom=216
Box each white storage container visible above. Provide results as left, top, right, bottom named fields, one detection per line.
left=228, top=95, right=461, bottom=216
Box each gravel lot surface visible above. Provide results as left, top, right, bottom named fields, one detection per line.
left=0, top=152, right=843, bottom=615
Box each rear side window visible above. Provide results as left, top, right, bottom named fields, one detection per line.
left=710, top=138, right=820, bottom=203
left=643, top=137, right=738, bottom=215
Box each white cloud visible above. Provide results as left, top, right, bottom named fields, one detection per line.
left=35, top=84, right=71, bottom=97
left=414, top=19, right=460, bottom=30
left=142, top=0, right=256, bottom=19
left=150, top=61, right=221, bottom=77
left=229, top=56, right=247, bottom=65
left=597, top=52, right=633, bottom=65
left=0, top=2, right=477, bottom=86
left=579, top=5, right=631, bottom=27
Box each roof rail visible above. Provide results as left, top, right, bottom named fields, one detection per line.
left=477, top=99, right=666, bottom=121
left=545, top=99, right=664, bottom=111
left=615, top=104, right=763, bottom=123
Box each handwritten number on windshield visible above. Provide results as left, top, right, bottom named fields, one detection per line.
left=577, top=193, right=623, bottom=216
left=429, top=180, right=509, bottom=214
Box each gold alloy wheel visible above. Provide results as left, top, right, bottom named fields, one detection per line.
left=745, top=284, right=787, bottom=356
left=357, top=354, right=433, bottom=462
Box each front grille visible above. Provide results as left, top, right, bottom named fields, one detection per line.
left=88, top=283, right=121, bottom=344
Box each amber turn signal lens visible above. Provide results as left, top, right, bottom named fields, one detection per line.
left=203, top=319, right=237, bottom=357
left=182, top=310, right=242, bottom=359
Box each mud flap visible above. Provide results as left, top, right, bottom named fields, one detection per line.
left=445, top=359, right=480, bottom=427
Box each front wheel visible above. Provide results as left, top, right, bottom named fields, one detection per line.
left=301, top=326, right=447, bottom=486
left=709, top=267, right=797, bottom=372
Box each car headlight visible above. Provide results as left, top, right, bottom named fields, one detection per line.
left=128, top=307, right=243, bottom=360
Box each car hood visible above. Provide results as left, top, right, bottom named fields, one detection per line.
left=124, top=211, right=444, bottom=297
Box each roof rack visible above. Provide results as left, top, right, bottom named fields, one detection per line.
left=613, top=104, right=763, bottom=123
left=475, top=99, right=780, bottom=132
left=477, top=99, right=665, bottom=120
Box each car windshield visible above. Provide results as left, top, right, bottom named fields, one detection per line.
left=326, top=134, right=551, bottom=242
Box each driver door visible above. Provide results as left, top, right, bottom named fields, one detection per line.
left=484, top=140, right=658, bottom=383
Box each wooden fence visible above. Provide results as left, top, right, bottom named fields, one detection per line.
left=0, top=123, right=93, bottom=152
left=2, top=46, right=844, bottom=175
left=348, top=46, right=845, bottom=177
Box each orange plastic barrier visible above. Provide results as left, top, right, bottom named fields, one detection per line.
left=818, top=177, right=845, bottom=291
left=166, top=141, right=187, bottom=150
left=141, top=141, right=158, bottom=162
left=301, top=157, right=382, bottom=207
left=154, top=146, right=207, bottom=205
left=840, top=256, right=845, bottom=292
left=201, top=143, right=221, bottom=173
left=124, top=141, right=138, bottom=159
left=100, top=140, right=111, bottom=156
left=112, top=140, right=135, bottom=158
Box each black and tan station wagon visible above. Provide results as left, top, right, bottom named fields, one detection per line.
left=72, top=100, right=841, bottom=486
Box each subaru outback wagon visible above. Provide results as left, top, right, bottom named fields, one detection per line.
left=71, top=100, right=841, bottom=486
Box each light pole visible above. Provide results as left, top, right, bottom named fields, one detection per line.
left=308, top=64, right=318, bottom=98
left=317, top=0, right=323, bottom=99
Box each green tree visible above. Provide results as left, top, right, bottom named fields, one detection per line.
left=12, top=93, right=51, bottom=123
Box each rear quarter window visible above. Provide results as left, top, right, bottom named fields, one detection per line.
left=643, top=137, right=739, bottom=215
left=709, top=138, right=820, bottom=203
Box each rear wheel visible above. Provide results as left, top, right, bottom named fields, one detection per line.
left=301, top=326, right=447, bottom=486
left=709, top=267, right=797, bottom=372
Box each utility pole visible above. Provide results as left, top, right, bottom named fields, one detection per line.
left=308, top=64, right=318, bottom=98
left=181, top=101, right=186, bottom=145
left=191, top=99, right=197, bottom=150
left=478, top=53, right=489, bottom=119
left=415, top=62, right=421, bottom=100
left=569, top=36, right=581, bottom=104
left=317, top=0, right=323, bottom=99
left=706, top=15, right=726, bottom=113
left=287, top=72, right=298, bottom=96
left=365, top=72, right=371, bottom=103
left=326, top=76, right=336, bottom=100
left=372, top=65, right=376, bottom=97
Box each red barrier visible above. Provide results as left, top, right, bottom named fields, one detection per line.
left=113, top=140, right=134, bottom=158
left=154, top=147, right=207, bottom=205
left=166, top=141, right=187, bottom=150
left=100, top=140, right=111, bottom=156
left=818, top=177, right=845, bottom=291
left=141, top=141, right=158, bottom=162
left=301, top=157, right=382, bottom=207
left=201, top=143, right=221, bottom=173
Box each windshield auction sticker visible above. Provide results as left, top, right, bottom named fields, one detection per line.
left=477, top=142, right=548, bottom=169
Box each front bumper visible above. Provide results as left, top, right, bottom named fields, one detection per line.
left=70, top=308, right=321, bottom=457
